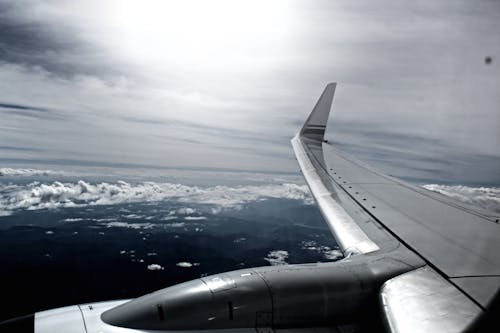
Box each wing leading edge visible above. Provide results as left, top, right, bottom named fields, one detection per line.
left=292, top=83, right=499, bottom=332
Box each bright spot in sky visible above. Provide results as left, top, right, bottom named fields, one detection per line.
left=96, top=0, right=294, bottom=72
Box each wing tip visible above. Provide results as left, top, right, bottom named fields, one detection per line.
left=299, top=82, right=338, bottom=141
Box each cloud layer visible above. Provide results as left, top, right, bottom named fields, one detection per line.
left=0, top=167, right=54, bottom=177
left=1, top=172, right=499, bottom=217
left=423, top=184, right=500, bottom=214
left=0, top=179, right=313, bottom=216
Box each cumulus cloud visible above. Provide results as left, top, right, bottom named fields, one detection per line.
left=176, top=262, right=199, bottom=268
left=61, top=217, right=85, bottom=222
left=323, top=249, right=343, bottom=260
left=423, top=184, right=500, bottom=214
left=104, top=222, right=155, bottom=230
left=177, top=207, right=196, bottom=215
left=123, top=214, right=143, bottom=219
left=147, top=264, right=164, bottom=271
left=300, top=241, right=343, bottom=261
left=0, top=167, right=55, bottom=176
left=184, top=216, right=207, bottom=221
left=264, top=250, right=289, bottom=266
left=0, top=180, right=312, bottom=216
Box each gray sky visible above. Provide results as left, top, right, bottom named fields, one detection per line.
left=0, top=0, right=499, bottom=184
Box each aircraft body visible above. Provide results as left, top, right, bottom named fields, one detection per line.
left=1, top=84, right=498, bottom=332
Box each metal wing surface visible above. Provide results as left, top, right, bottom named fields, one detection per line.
left=292, top=83, right=500, bottom=332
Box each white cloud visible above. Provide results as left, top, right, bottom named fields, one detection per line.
left=0, top=168, right=55, bottom=177
left=123, top=214, right=143, bottom=219
left=165, top=222, right=185, bottom=228
left=176, top=262, right=194, bottom=268
left=61, top=217, right=85, bottom=222
left=323, top=249, right=343, bottom=260
left=264, top=250, right=289, bottom=266
left=423, top=184, right=500, bottom=213
left=147, top=264, right=163, bottom=271
left=0, top=180, right=312, bottom=216
left=177, top=207, right=196, bottom=215
left=93, top=218, right=116, bottom=222
left=104, top=221, right=154, bottom=230
left=300, top=240, right=343, bottom=261
left=184, top=216, right=207, bottom=221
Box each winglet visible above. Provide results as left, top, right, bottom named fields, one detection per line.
left=299, top=82, right=337, bottom=141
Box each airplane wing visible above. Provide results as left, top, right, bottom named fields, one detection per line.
left=292, top=83, right=500, bottom=332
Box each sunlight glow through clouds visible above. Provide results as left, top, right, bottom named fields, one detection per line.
left=98, top=0, right=294, bottom=72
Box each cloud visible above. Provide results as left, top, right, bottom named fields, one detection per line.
left=0, top=167, right=55, bottom=176
left=176, top=207, right=196, bottom=215
left=165, top=222, right=185, bottom=228
left=0, top=102, right=52, bottom=115
left=61, top=217, right=85, bottom=222
left=0, top=1, right=498, bottom=180
left=233, top=237, right=246, bottom=243
left=323, top=249, right=343, bottom=260
left=300, top=240, right=343, bottom=261
left=0, top=1, right=499, bottom=179
left=147, top=264, right=164, bottom=271
left=176, top=262, right=199, bottom=268
left=184, top=216, right=206, bottom=221
left=104, top=222, right=155, bottom=230
left=122, top=214, right=143, bottom=219
left=423, top=184, right=500, bottom=214
left=0, top=179, right=312, bottom=216
left=264, top=250, right=289, bottom=266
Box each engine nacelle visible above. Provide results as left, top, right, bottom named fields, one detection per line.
left=102, top=255, right=417, bottom=330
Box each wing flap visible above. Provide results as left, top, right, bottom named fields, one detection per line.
left=380, top=266, right=481, bottom=333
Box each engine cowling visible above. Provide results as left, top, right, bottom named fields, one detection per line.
left=101, top=255, right=418, bottom=330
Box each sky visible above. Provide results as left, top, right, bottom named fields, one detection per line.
left=0, top=0, right=499, bottom=184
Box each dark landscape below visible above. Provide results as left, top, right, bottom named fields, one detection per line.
left=0, top=197, right=339, bottom=321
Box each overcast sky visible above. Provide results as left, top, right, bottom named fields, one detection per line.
left=0, top=0, right=499, bottom=184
